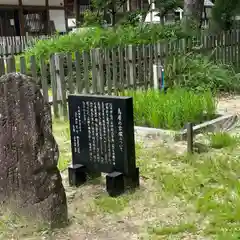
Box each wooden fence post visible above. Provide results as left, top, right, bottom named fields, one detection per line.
left=40, top=56, right=49, bottom=103
left=90, top=49, right=97, bottom=94
left=104, top=48, right=111, bottom=94
left=148, top=44, right=154, bottom=87
left=49, top=54, right=59, bottom=119
left=111, top=48, right=118, bottom=95
left=54, top=53, right=68, bottom=120
left=74, top=51, right=82, bottom=93
left=128, top=45, right=136, bottom=88
left=0, top=57, right=5, bottom=76
left=6, top=56, right=16, bottom=73
left=58, top=54, right=68, bottom=120
left=20, top=56, right=27, bottom=74
left=187, top=122, right=193, bottom=154
left=95, top=48, right=104, bottom=94
left=54, top=53, right=63, bottom=101
left=66, top=52, right=74, bottom=94
left=30, top=55, right=38, bottom=81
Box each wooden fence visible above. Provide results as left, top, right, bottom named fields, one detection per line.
left=1, top=29, right=240, bottom=119
left=0, top=35, right=51, bottom=56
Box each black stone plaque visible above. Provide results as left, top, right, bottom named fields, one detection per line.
left=68, top=94, right=139, bottom=197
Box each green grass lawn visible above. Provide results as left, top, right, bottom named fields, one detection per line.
left=52, top=119, right=71, bottom=171
left=1, top=120, right=240, bottom=239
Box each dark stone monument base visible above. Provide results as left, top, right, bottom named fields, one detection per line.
left=106, top=168, right=140, bottom=197
left=68, top=164, right=101, bottom=187
left=106, top=172, right=125, bottom=197
left=68, top=165, right=140, bottom=197
left=124, top=167, right=140, bottom=189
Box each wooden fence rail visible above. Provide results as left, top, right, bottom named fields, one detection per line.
left=0, top=35, right=52, bottom=56
left=0, top=29, right=240, bottom=119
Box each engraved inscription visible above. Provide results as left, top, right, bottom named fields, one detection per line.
left=69, top=95, right=136, bottom=176
left=86, top=101, right=93, bottom=162
left=117, top=108, right=124, bottom=152
left=94, top=102, right=100, bottom=162
left=98, top=102, right=104, bottom=162
left=70, top=98, right=126, bottom=166
left=105, top=102, right=110, bottom=163
left=81, top=100, right=116, bottom=165
left=82, top=101, right=86, bottom=121
left=109, top=103, right=115, bottom=165
left=72, top=105, right=82, bottom=154
left=73, top=135, right=77, bottom=153
left=77, top=106, right=81, bottom=132
left=90, top=101, right=97, bottom=162
left=76, top=136, right=80, bottom=153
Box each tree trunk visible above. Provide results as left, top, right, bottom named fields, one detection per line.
left=110, top=0, right=116, bottom=26
left=130, top=0, right=138, bottom=10
left=74, top=0, right=80, bottom=27
left=183, top=0, right=204, bottom=31
left=160, top=16, right=164, bottom=25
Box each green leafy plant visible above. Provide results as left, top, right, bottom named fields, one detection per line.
left=165, top=53, right=240, bottom=93
left=212, top=0, right=240, bottom=31
left=120, top=11, right=142, bottom=27
left=21, top=23, right=187, bottom=61
left=15, top=23, right=189, bottom=86
left=83, top=9, right=103, bottom=27
left=17, top=24, right=240, bottom=94
left=209, top=132, right=238, bottom=149
left=154, top=0, right=183, bottom=25
left=120, top=88, right=217, bottom=130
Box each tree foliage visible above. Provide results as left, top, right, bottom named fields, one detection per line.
left=212, top=0, right=240, bottom=31
left=86, top=0, right=183, bottom=26
left=155, top=0, right=183, bottom=24
left=91, top=0, right=129, bottom=25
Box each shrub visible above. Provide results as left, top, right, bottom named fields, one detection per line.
left=212, top=0, right=239, bottom=31
left=119, top=11, right=142, bottom=27
left=22, top=23, right=188, bottom=61
left=82, top=9, right=103, bottom=27
left=165, top=53, right=240, bottom=93
left=15, top=23, right=190, bottom=86
left=208, top=132, right=238, bottom=149
left=120, top=88, right=217, bottom=130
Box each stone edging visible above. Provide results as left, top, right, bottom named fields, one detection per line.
left=134, top=114, right=238, bottom=142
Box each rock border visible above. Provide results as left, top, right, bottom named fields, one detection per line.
left=134, top=114, right=238, bottom=142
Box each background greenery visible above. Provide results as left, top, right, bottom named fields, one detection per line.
left=19, top=22, right=240, bottom=94
left=165, top=53, right=240, bottom=92
left=23, top=24, right=188, bottom=60
left=120, top=88, right=216, bottom=130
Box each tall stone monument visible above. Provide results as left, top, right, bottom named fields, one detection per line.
left=0, top=73, right=67, bottom=226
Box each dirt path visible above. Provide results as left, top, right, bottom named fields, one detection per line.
left=218, top=95, right=240, bottom=115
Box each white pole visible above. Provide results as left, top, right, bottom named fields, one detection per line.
left=150, top=0, right=153, bottom=23
left=153, top=63, right=162, bottom=90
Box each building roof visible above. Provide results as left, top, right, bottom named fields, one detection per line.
left=204, top=0, right=214, bottom=7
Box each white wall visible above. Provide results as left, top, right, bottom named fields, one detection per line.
left=22, top=0, right=45, bottom=5
left=49, top=0, right=64, bottom=7
left=12, top=0, right=64, bottom=6
left=49, top=9, right=66, bottom=32
left=0, top=0, right=64, bottom=7
left=0, top=0, right=18, bottom=4
left=145, top=11, right=160, bottom=23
